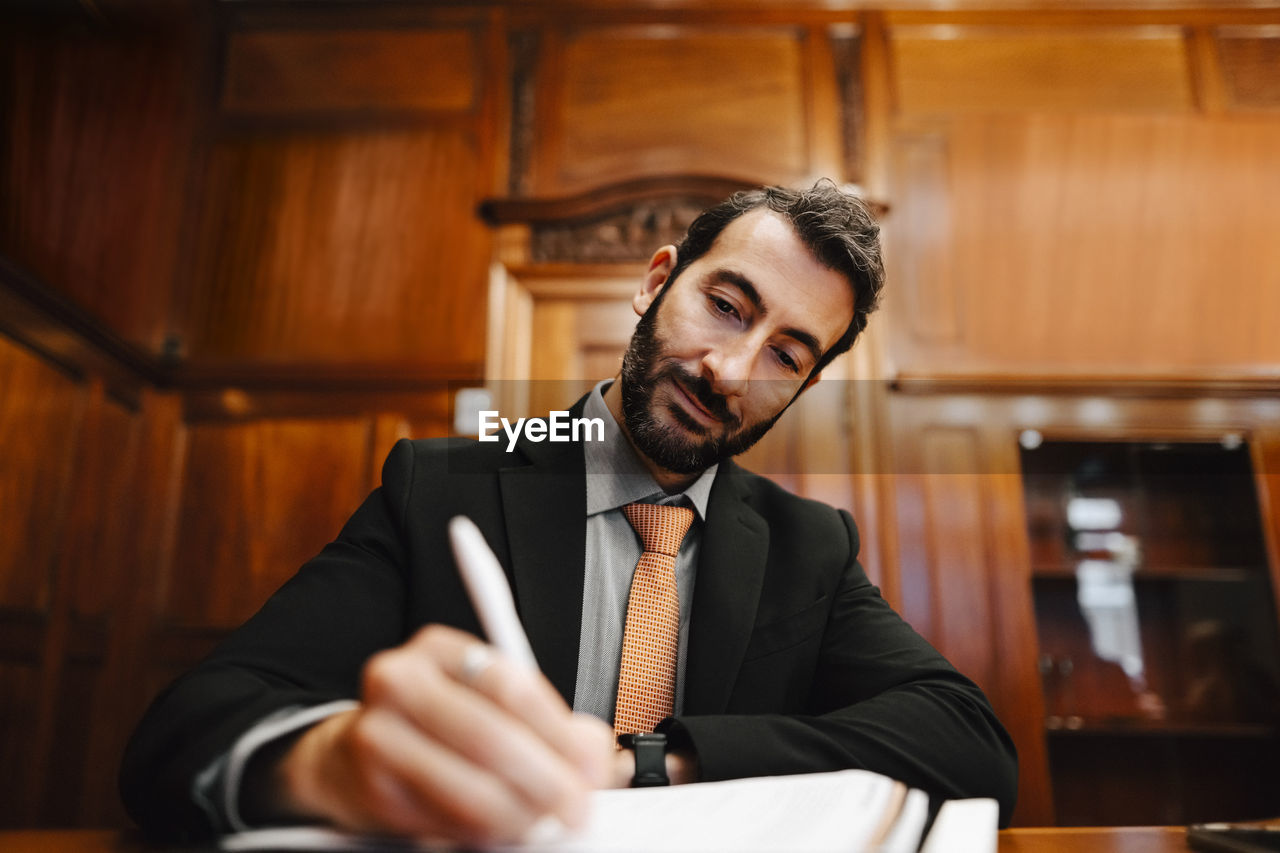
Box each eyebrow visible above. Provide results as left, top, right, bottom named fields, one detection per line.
left=712, top=268, right=825, bottom=366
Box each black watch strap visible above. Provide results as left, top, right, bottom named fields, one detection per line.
left=617, top=732, right=669, bottom=787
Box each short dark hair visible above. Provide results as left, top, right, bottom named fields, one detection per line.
left=669, top=179, right=885, bottom=376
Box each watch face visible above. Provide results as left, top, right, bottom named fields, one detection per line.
left=620, top=733, right=670, bottom=786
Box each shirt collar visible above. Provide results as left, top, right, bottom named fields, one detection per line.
left=583, top=380, right=717, bottom=519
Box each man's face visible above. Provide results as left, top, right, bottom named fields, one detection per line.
left=619, top=210, right=855, bottom=475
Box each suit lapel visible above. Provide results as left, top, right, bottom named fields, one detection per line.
left=684, top=460, right=769, bottom=714
left=498, top=403, right=588, bottom=707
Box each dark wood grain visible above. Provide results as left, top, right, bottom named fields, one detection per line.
left=1, top=21, right=196, bottom=355
left=222, top=28, right=481, bottom=116
left=184, top=128, right=491, bottom=371
left=161, top=418, right=375, bottom=629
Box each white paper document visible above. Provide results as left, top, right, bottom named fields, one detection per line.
left=220, top=769, right=997, bottom=853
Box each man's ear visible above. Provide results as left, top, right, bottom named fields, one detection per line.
left=634, top=245, right=677, bottom=317
left=799, top=372, right=822, bottom=395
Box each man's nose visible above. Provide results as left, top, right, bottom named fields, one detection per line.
left=701, top=342, right=755, bottom=397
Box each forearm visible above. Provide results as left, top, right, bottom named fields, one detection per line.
left=665, top=679, right=1018, bottom=825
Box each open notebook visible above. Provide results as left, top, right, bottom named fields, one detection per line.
left=219, top=768, right=998, bottom=853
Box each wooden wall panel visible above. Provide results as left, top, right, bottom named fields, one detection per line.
left=0, top=662, right=41, bottom=825
left=40, top=658, right=106, bottom=826
left=0, top=336, right=86, bottom=613
left=1217, top=27, right=1280, bottom=110
left=25, top=393, right=145, bottom=828
left=66, top=401, right=143, bottom=620
left=161, top=418, right=376, bottom=629
left=529, top=26, right=819, bottom=193
left=222, top=28, right=480, bottom=116
left=1, top=24, right=194, bottom=353
left=891, top=26, right=1194, bottom=116
left=0, top=331, right=156, bottom=828
left=918, top=429, right=996, bottom=681
left=887, top=114, right=1280, bottom=375
left=184, top=129, right=490, bottom=371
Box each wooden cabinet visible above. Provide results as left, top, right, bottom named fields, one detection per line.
left=882, top=387, right=1280, bottom=826
left=1022, top=438, right=1280, bottom=824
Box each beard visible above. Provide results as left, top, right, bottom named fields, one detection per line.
left=618, top=293, right=784, bottom=475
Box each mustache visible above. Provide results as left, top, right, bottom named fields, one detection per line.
left=661, top=365, right=740, bottom=428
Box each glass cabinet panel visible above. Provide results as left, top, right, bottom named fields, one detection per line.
left=1020, top=438, right=1280, bottom=825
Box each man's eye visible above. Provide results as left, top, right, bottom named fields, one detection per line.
left=775, top=348, right=801, bottom=373
left=710, top=296, right=738, bottom=318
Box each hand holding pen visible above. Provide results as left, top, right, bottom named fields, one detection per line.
left=253, top=517, right=614, bottom=845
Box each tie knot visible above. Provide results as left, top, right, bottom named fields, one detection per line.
left=623, top=502, right=695, bottom=558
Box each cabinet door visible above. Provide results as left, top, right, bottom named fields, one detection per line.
left=1022, top=437, right=1280, bottom=825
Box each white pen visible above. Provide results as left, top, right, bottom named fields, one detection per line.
left=448, top=515, right=539, bottom=670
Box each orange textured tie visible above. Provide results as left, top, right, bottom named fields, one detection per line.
left=614, top=502, right=695, bottom=737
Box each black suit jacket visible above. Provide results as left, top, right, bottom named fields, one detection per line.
left=120, top=415, right=1018, bottom=838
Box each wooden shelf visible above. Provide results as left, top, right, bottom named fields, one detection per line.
left=1045, top=718, right=1277, bottom=738
left=1031, top=564, right=1264, bottom=582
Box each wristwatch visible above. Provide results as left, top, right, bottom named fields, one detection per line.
left=616, top=732, right=669, bottom=787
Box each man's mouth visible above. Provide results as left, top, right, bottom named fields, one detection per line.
left=667, top=375, right=725, bottom=428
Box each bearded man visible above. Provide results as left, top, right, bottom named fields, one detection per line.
left=120, top=181, right=1018, bottom=844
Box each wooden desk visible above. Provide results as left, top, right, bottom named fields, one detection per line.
left=1000, top=827, right=1189, bottom=852
left=0, top=827, right=1194, bottom=851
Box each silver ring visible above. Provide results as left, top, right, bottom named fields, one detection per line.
left=460, top=644, right=494, bottom=686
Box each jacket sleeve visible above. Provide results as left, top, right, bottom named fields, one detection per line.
left=118, top=440, right=421, bottom=841
left=662, top=510, right=1020, bottom=827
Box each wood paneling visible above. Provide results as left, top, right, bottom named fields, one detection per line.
left=0, top=662, right=41, bottom=825
left=162, top=418, right=375, bottom=628
left=1217, top=27, right=1280, bottom=110
left=885, top=403, right=1053, bottom=824
left=67, top=401, right=144, bottom=619
left=185, top=129, right=490, bottom=371
left=887, top=113, right=1280, bottom=375
left=41, top=657, right=108, bottom=826
left=0, top=331, right=155, bottom=828
left=0, top=336, right=86, bottom=613
left=530, top=26, right=818, bottom=193
left=1, top=24, right=195, bottom=354
left=222, top=28, right=480, bottom=116
left=892, top=26, right=1194, bottom=115
left=918, top=428, right=996, bottom=680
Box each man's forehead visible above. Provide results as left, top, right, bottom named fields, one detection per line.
left=709, top=208, right=795, bottom=252
left=692, top=209, right=854, bottom=348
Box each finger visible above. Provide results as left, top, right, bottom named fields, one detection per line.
left=364, top=631, right=590, bottom=827
left=420, top=626, right=605, bottom=784
left=347, top=706, right=545, bottom=844
left=566, top=713, right=617, bottom=788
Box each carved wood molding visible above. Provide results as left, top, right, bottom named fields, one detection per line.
left=480, top=173, right=889, bottom=263
left=481, top=174, right=761, bottom=263
left=480, top=174, right=759, bottom=225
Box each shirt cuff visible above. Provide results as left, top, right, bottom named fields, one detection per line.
left=194, top=699, right=360, bottom=834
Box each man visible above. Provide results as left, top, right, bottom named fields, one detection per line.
left=120, top=181, right=1018, bottom=844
